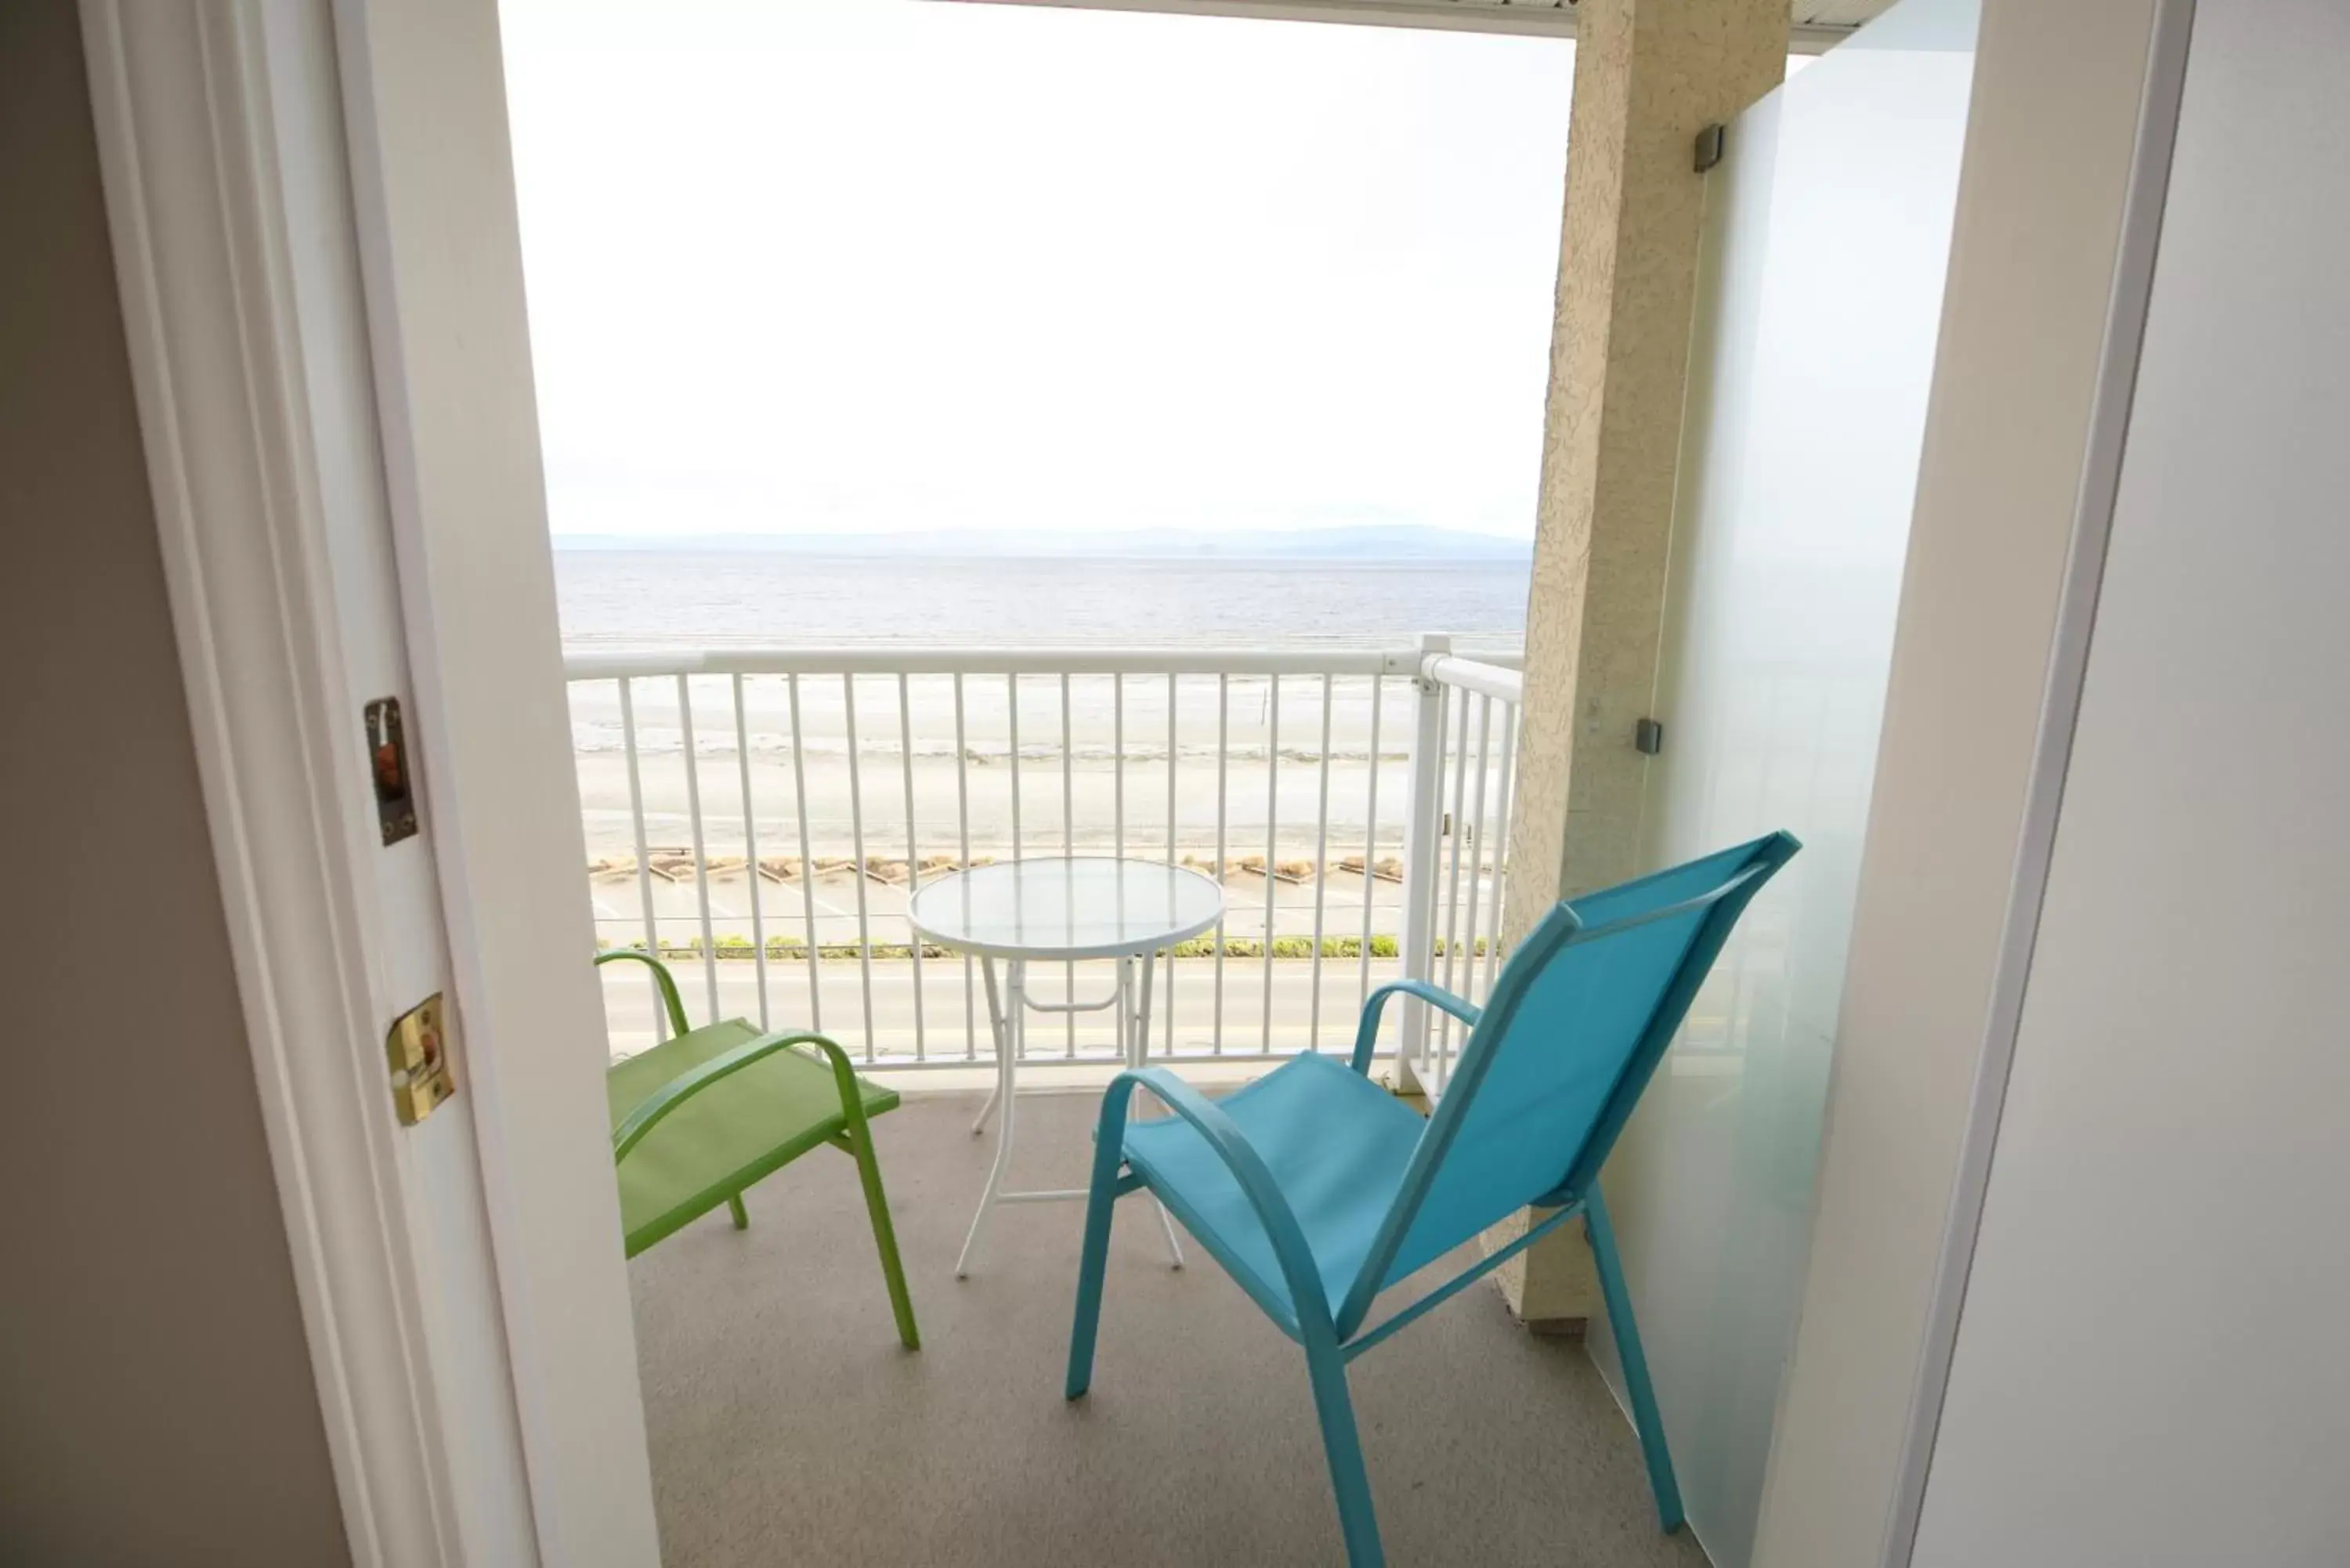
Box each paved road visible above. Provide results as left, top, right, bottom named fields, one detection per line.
left=598, top=954, right=1483, bottom=1064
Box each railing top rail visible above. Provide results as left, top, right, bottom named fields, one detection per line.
left=562, top=644, right=1520, bottom=681
left=1422, top=652, right=1524, bottom=705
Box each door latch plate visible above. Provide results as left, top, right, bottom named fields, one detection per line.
left=366, top=697, right=418, bottom=846
left=386, top=992, right=455, bottom=1125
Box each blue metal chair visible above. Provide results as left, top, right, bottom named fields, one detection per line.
left=1065, top=831, right=1800, bottom=1566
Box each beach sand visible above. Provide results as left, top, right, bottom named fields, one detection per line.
left=568, top=667, right=1510, bottom=865
left=572, top=750, right=1421, bottom=862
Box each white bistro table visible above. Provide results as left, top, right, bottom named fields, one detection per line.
left=908, top=856, right=1224, bottom=1277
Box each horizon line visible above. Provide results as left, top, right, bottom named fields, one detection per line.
left=548, top=524, right=1536, bottom=557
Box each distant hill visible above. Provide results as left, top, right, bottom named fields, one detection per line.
left=551, top=525, right=1531, bottom=562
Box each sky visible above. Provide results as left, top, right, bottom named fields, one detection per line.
left=500, top=0, right=1574, bottom=540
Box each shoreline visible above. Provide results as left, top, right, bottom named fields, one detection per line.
left=569, top=750, right=1470, bottom=862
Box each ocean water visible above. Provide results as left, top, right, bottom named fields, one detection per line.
left=555, top=551, right=1530, bottom=652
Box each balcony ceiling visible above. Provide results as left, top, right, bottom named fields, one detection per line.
left=963, top=0, right=1903, bottom=52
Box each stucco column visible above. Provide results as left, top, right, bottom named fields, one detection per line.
left=1488, top=0, right=1788, bottom=1328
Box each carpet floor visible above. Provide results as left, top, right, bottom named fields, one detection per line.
left=627, top=1087, right=1713, bottom=1568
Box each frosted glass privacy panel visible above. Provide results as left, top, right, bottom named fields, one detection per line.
left=1593, top=3, right=1980, bottom=1564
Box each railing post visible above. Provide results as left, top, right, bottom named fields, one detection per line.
left=1395, top=632, right=1452, bottom=1096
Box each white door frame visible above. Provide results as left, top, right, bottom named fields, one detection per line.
left=83, top=1, right=1878, bottom=1562
left=81, top=2, right=660, bottom=1563
left=330, top=0, right=661, bottom=1559
left=1876, top=0, right=2194, bottom=1561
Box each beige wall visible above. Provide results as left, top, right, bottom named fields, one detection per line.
left=1750, top=2, right=2157, bottom=1563
left=0, top=5, right=350, bottom=1564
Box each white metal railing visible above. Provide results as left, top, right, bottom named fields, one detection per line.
left=567, top=637, right=1521, bottom=1077
left=1400, top=644, right=1525, bottom=1100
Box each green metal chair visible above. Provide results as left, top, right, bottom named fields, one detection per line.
left=598, top=951, right=919, bottom=1349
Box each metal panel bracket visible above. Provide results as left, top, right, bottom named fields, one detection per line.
left=1635, top=717, right=1665, bottom=756
left=1694, top=123, right=1726, bottom=173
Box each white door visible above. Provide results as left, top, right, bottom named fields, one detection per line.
left=1594, top=3, right=1981, bottom=1563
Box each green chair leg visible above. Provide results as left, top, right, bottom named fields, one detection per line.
left=727, top=1193, right=749, bottom=1230
left=848, top=1129, right=920, bottom=1350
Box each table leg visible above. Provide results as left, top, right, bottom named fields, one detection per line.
left=1115, top=958, right=1134, bottom=1078
left=1129, top=952, right=1148, bottom=1064
left=956, top=957, right=1022, bottom=1278
left=1133, top=949, right=1185, bottom=1270
left=971, top=954, right=1006, bottom=1136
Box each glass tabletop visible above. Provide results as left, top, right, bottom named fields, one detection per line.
left=907, top=857, right=1226, bottom=960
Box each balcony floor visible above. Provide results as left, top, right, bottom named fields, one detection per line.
left=627, top=1086, right=1712, bottom=1567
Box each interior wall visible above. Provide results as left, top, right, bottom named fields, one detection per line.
left=1745, top=2, right=2157, bottom=1563
left=0, top=4, right=350, bottom=1565
left=1911, top=0, right=2350, bottom=1560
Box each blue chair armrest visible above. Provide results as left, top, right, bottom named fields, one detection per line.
left=1104, top=1067, right=1337, bottom=1331
left=1350, top=980, right=1481, bottom=1075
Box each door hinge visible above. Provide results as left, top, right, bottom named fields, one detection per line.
left=1694, top=124, right=1726, bottom=173
left=1635, top=717, right=1665, bottom=756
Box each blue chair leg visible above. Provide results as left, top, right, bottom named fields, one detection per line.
left=1584, top=1185, right=1684, bottom=1533
left=1066, top=1083, right=1137, bottom=1400
left=1303, top=1328, right=1386, bottom=1567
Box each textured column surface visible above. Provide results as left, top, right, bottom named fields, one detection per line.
left=1490, top=0, right=1788, bottom=1325
left=1506, top=0, right=1789, bottom=934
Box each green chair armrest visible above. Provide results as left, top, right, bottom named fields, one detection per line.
left=595, top=948, right=689, bottom=1038
left=614, top=1030, right=837, bottom=1162
left=610, top=1028, right=887, bottom=1169
left=785, top=1030, right=897, bottom=1153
